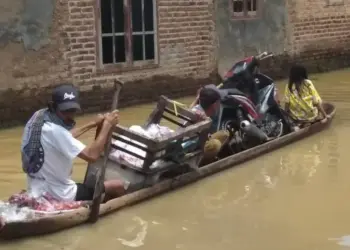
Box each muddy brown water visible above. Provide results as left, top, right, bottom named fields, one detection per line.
left=1, top=69, right=350, bottom=249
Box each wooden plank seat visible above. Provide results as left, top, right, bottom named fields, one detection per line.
left=83, top=96, right=212, bottom=191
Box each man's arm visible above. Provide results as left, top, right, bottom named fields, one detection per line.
left=47, top=113, right=118, bottom=164
left=70, top=121, right=96, bottom=138
left=189, top=95, right=199, bottom=109
left=70, top=114, right=106, bottom=138
left=78, top=120, right=114, bottom=163
left=189, top=87, right=203, bottom=109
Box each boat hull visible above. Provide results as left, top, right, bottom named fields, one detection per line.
left=0, top=103, right=336, bottom=240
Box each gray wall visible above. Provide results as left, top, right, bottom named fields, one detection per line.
left=216, top=0, right=287, bottom=75
left=0, top=0, right=56, bottom=91
left=0, top=0, right=54, bottom=50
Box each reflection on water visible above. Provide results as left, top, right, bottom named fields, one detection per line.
left=1, top=69, right=350, bottom=249
left=117, top=217, right=149, bottom=248
left=329, top=235, right=350, bottom=247
left=279, top=140, right=323, bottom=184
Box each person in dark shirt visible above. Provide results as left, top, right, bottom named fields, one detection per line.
left=189, top=87, right=229, bottom=165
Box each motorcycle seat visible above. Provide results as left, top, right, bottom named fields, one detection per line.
left=204, top=84, right=247, bottom=99
left=226, top=88, right=246, bottom=96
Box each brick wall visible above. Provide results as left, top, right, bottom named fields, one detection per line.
left=286, top=0, right=350, bottom=70
left=257, top=0, right=350, bottom=80
left=0, top=0, right=217, bottom=127
left=63, top=0, right=218, bottom=109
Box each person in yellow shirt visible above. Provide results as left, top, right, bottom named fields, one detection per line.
left=284, top=65, right=330, bottom=130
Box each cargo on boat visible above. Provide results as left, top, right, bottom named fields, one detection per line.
left=84, top=95, right=212, bottom=192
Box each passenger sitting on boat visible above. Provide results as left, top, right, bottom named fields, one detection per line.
left=21, top=84, right=127, bottom=202
left=189, top=87, right=229, bottom=164
left=284, top=65, right=330, bottom=130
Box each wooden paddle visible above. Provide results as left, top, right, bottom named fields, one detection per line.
left=88, top=79, right=124, bottom=223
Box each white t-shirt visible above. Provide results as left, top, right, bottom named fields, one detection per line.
left=23, top=122, right=86, bottom=201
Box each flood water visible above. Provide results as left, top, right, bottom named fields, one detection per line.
left=1, top=69, right=350, bottom=249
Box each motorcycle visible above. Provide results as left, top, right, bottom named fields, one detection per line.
left=219, top=51, right=279, bottom=104
left=206, top=52, right=292, bottom=153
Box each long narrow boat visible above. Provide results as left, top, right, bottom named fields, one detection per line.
left=0, top=102, right=336, bottom=240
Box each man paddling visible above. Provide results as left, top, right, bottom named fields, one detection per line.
left=188, top=87, right=229, bottom=164
left=21, top=84, right=127, bottom=202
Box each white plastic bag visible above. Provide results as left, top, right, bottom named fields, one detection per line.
left=109, top=124, right=174, bottom=169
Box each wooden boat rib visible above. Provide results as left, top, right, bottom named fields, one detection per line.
left=0, top=102, right=336, bottom=240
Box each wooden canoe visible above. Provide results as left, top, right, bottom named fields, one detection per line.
left=0, top=103, right=336, bottom=240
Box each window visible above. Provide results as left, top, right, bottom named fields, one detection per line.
left=230, top=0, right=259, bottom=19
left=99, top=0, right=157, bottom=68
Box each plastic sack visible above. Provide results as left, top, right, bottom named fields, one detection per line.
left=109, top=124, right=175, bottom=169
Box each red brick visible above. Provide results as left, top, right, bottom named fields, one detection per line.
left=84, top=43, right=95, bottom=48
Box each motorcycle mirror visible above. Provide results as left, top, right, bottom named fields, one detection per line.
left=259, top=52, right=274, bottom=61
left=256, top=51, right=268, bottom=59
